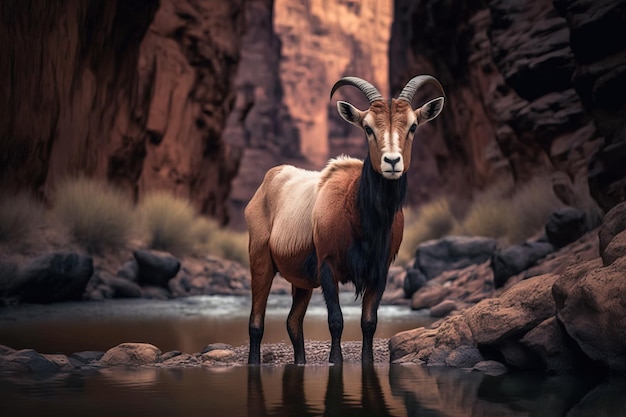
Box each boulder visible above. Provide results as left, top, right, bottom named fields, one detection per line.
left=430, top=299, right=457, bottom=318
left=601, top=229, right=626, bottom=267
left=410, top=283, right=449, bottom=310
left=598, top=202, right=626, bottom=255
left=466, top=274, right=558, bottom=345
left=403, top=268, right=427, bottom=298
left=99, top=272, right=142, bottom=298
left=553, top=256, right=626, bottom=373
left=471, top=360, right=508, bottom=376
left=520, top=317, right=587, bottom=375
left=2, top=253, right=93, bottom=304
left=0, top=349, right=59, bottom=373
left=117, top=260, right=139, bottom=282
left=545, top=207, right=587, bottom=248
left=71, top=351, right=105, bottom=363
left=134, top=250, right=180, bottom=287
left=99, top=343, right=161, bottom=366
left=201, top=349, right=237, bottom=363
left=413, top=236, right=498, bottom=280
left=492, top=241, right=554, bottom=288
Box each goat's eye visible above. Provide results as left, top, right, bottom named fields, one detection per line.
left=409, top=123, right=417, bottom=133
left=364, top=126, right=374, bottom=136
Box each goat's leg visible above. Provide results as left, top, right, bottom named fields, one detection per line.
left=361, top=284, right=384, bottom=363
left=248, top=252, right=275, bottom=364
left=320, top=262, right=343, bottom=364
left=287, top=286, right=313, bottom=364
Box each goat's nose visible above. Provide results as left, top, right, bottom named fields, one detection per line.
left=384, top=156, right=401, bottom=167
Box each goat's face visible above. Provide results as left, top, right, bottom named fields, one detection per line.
left=332, top=76, right=445, bottom=180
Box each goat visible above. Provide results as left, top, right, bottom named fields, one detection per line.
left=246, top=75, right=445, bottom=364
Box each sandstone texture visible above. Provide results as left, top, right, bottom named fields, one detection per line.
left=391, top=203, right=626, bottom=375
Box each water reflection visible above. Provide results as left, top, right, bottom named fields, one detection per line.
left=247, top=364, right=397, bottom=416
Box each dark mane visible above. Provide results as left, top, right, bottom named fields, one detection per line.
left=348, top=155, right=407, bottom=296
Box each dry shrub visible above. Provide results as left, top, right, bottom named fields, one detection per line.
left=193, top=216, right=249, bottom=267
left=53, top=177, right=134, bottom=252
left=0, top=191, right=46, bottom=243
left=397, top=197, right=456, bottom=264
left=138, top=191, right=197, bottom=255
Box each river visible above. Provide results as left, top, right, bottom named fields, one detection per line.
left=1, top=294, right=624, bottom=417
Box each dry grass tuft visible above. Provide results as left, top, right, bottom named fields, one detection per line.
left=138, top=191, right=197, bottom=256
left=52, top=176, right=134, bottom=252
left=192, top=216, right=249, bottom=267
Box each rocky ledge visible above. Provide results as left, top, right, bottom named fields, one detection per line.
left=389, top=202, right=626, bottom=376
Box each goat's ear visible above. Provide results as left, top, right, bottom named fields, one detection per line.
left=337, top=101, right=365, bottom=127
left=415, top=97, right=444, bottom=124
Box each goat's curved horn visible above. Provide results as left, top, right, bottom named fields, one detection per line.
left=330, top=77, right=384, bottom=104
left=397, top=75, right=445, bottom=104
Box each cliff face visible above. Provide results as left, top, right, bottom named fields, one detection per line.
left=0, top=0, right=246, bottom=223
left=389, top=0, right=625, bottom=209
left=225, top=0, right=393, bottom=226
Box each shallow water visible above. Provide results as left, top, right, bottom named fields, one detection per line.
left=1, top=295, right=625, bottom=417
left=0, top=293, right=431, bottom=353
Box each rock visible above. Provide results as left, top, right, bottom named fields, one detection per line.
left=201, top=349, right=237, bottom=363
left=598, top=202, right=626, bottom=255
left=140, top=285, right=171, bottom=300
left=2, top=252, right=93, bottom=304
left=413, top=237, right=498, bottom=280
left=202, top=343, right=234, bottom=354
left=403, top=268, right=427, bottom=298
left=0, top=345, right=16, bottom=355
left=159, top=350, right=183, bottom=362
left=134, top=250, right=180, bottom=287
left=492, top=241, right=554, bottom=288
left=498, top=340, right=540, bottom=371
left=99, top=272, right=142, bottom=298
left=411, top=284, right=449, bottom=310
left=445, top=345, right=484, bottom=368
left=159, top=353, right=200, bottom=367
left=99, top=343, right=161, bottom=366
left=471, top=360, right=508, bottom=376
left=71, top=351, right=105, bottom=363
left=117, top=260, right=139, bottom=282
left=545, top=207, right=587, bottom=249
left=553, top=256, right=626, bottom=373
left=42, top=354, right=82, bottom=371
left=389, top=327, right=437, bottom=362
left=466, top=274, right=558, bottom=345
left=0, top=349, right=59, bottom=373
left=601, top=228, right=626, bottom=267
left=430, top=299, right=457, bottom=318
left=520, top=317, right=587, bottom=374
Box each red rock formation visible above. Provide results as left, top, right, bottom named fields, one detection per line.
left=0, top=0, right=246, bottom=223
left=389, top=0, right=608, bottom=208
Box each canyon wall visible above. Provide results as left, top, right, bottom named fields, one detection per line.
left=0, top=0, right=246, bottom=223
left=225, top=0, right=393, bottom=226
left=389, top=0, right=625, bottom=209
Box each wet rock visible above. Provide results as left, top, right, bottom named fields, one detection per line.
left=159, top=350, right=183, bottom=362
left=42, top=354, right=82, bottom=371
left=201, top=349, right=237, bottom=363
left=389, top=328, right=437, bottom=362
left=0, top=349, right=59, bottom=373
left=553, top=256, right=626, bottom=373
left=498, top=340, right=540, bottom=371
left=520, top=317, right=587, bottom=375
left=71, top=351, right=105, bottom=364
left=471, top=360, right=508, bottom=376
left=403, top=268, right=427, bottom=298
left=2, top=252, right=93, bottom=304
left=545, top=207, right=587, bottom=249
left=445, top=345, right=484, bottom=368
left=134, top=250, right=180, bottom=287
left=430, top=299, right=457, bottom=318
left=158, top=352, right=200, bottom=367
left=413, top=236, right=498, bottom=280
left=492, top=241, right=554, bottom=288
left=99, top=343, right=161, bottom=366
left=466, top=274, right=558, bottom=345
left=202, top=343, right=234, bottom=354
